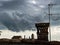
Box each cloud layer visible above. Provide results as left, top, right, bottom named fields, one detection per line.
left=0, top=0, right=60, bottom=31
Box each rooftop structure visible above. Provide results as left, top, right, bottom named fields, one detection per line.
left=35, top=23, right=49, bottom=41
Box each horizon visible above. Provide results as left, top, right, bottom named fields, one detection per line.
left=0, top=26, right=60, bottom=41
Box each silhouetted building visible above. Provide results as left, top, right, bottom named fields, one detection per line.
left=35, top=23, right=49, bottom=41
left=12, top=36, right=22, bottom=40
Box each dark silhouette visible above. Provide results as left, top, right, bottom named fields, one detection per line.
left=0, top=23, right=59, bottom=45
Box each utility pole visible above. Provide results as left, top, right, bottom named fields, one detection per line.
left=48, top=3, right=60, bottom=42
left=48, top=4, right=55, bottom=41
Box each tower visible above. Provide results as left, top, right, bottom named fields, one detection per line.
left=35, top=23, right=49, bottom=41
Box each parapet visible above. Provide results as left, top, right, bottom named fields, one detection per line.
left=35, top=23, right=49, bottom=27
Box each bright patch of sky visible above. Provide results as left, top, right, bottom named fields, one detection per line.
left=0, top=30, right=37, bottom=39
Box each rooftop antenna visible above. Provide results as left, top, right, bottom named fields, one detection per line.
left=48, top=3, right=53, bottom=41
left=48, top=3, right=57, bottom=41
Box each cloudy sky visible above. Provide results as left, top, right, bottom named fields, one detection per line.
left=0, top=0, right=60, bottom=41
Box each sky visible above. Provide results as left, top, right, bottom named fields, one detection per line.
left=0, top=0, right=60, bottom=41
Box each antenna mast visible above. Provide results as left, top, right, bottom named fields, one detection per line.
left=48, top=3, right=56, bottom=41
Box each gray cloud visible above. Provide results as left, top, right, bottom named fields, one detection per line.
left=0, top=0, right=26, bottom=10
left=0, top=0, right=60, bottom=32
left=0, top=12, right=20, bottom=31
left=0, top=11, right=43, bottom=31
left=54, top=0, right=60, bottom=4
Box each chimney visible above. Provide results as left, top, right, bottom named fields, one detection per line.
left=31, top=33, right=34, bottom=39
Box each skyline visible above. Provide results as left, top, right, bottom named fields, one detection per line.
left=0, top=0, right=60, bottom=41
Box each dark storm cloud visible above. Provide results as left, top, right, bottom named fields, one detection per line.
left=0, top=0, right=26, bottom=10
left=0, top=12, right=43, bottom=31
left=0, top=12, right=20, bottom=31
left=54, top=0, right=60, bottom=4
left=0, top=0, right=60, bottom=32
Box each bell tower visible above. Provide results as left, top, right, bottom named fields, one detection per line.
left=35, top=23, right=49, bottom=41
